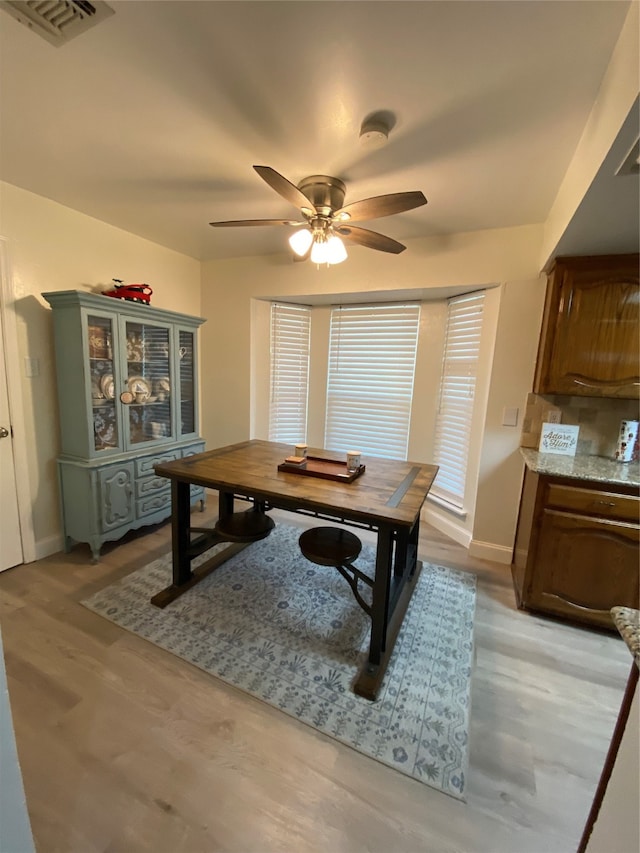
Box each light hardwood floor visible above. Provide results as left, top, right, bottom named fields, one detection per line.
left=0, top=501, right=631, bottom=853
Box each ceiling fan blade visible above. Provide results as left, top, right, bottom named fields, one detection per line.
left=209, top=218, right=302, bottom=227
left=336, top=225, right=406, bottom=254
left=332, top=191, right=427, bottom=222
left=253, top=166, right=316, bottom=214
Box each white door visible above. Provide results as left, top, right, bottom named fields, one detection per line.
left=0, top=285, right=23, bottom=571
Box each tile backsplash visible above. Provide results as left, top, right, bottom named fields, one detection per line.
left=521, top=393, right=640, bottom=458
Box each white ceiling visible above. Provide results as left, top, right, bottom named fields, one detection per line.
left=0, top=0, right=637, bottom=262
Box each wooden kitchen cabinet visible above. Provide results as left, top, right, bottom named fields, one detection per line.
left=512, top=469, right=639, bottom=630
left=43, top=290, right=207, bottom=560
left=533, top=254, right=639, bottom=398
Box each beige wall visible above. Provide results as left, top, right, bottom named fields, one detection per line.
left=541, top=2, right=639, bottom=266
left=201, top=224, right=546, bottom=560
left=1, top=180, right=546, bottom=561
left=469, top=278, right=546, bottom=560
left=0, top=182, right=201, bottom=556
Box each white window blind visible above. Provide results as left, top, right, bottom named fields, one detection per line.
left=432, top=291, right=485, bottom=508
left=324, top=303, right=420, bottom=459
left=269, top=302, right=311, bottom=443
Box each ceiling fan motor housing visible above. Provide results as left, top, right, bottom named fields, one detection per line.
left=297, top=175, right=346, bottom=216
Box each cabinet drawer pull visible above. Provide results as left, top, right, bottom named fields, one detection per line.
left=593, top=500, right=616, bottom=507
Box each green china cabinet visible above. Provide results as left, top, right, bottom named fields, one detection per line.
left=43, top=290, right=206, bottom=560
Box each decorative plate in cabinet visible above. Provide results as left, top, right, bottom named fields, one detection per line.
left=127, top=375, right=152, bottom=400
left=100, top=374, right=115, bottom=399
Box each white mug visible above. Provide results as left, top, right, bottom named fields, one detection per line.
left=346, top=450, right=361, bottom=472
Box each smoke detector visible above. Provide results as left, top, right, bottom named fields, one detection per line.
left=359, top=119, right=389, bottom=149
left=0, top=1, right=114, bottom=46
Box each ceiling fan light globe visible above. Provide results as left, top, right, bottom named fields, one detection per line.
left=326, top=235, right=347, bottom=265
left=289, top=228, right=313, bottom=256
left=310, top=238, right=329, bottom=265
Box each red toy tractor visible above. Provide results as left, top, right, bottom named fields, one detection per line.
left=103, top=279, right=153, bottom=305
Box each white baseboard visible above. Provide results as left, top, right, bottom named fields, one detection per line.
left=422, top=506, right=472, bottom=549
left=423, top=506, right=514, bottom=565
left=469, top=539, right=514, bottom=565
left=34, top=534, right=64, bottom=562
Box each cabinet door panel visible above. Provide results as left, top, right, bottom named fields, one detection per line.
left=178, top=328, right=197, bottom=437
left=550, top=275, right=639, bottom=394
left=535, top=256, right=640, bottom=398
left=529, top=510, right=639, bottom=626
left=122, top=319, right=174, bottom=446
left=87, top=313, right=121, bottom=454
left=98, top=464, right=134, bottom=531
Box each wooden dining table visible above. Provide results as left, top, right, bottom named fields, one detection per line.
left=153, top=439, right=438, bottom=700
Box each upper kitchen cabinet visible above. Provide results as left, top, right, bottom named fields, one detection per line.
left=533, top=254, right=640, bottom=399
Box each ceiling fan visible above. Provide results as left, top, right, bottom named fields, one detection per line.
left=209, top=166, right=427, bottom=264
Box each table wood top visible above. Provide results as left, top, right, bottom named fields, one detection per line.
left=155, top=440, right=438, bottom=528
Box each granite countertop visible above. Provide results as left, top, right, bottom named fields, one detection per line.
left=611, top=607, right=640, bottom=669
left=520, top=448, right=640, bottom=488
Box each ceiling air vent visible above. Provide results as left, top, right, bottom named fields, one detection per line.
left=0, top=1, right=114, bottom=46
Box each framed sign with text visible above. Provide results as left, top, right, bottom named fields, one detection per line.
left=538, top=423, right=579, bottom=456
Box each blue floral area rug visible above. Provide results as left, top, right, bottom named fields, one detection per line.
left=82, top=523, right=476, bottom=800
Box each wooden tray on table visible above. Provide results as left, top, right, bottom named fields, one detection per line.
left=278, top=455, right=365, bottom=483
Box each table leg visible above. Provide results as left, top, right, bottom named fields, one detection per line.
left=405, top=517, right=419, bottom=578
left=354, top=518, right=422, bottom=701
left=150, top=484, right=248, bottom=609
left=219, top=489, right=234, bottom=521
left=369, top=522, right=394, bottom=663
left=172, top=479, right=192, bottom=586
left=353, top=523, right=394, bottom=700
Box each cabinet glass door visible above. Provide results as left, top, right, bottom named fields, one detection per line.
left=88, top=315, right=119, bottom=452
left=124, top=320, right=173, bottom=445
left=178, top=329, right=196, bottom=436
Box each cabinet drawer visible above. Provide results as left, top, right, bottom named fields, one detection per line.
left=183, top=442, right=205, bottom=458
left=136, top=487, right=202, bottom=518
left=135, top=474, right=170, bottom=499
left=546, top=483, right=639, bottom=522
left=136, top=450, right=180, bottom=477
left=136, top=492, right=172, bottom=518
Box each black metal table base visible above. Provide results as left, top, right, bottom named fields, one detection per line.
left=152, top=481, right=422, bottom=700
left=150, top=540, right=250, bottom=608
left=353, top=559, right=423, bottom=700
